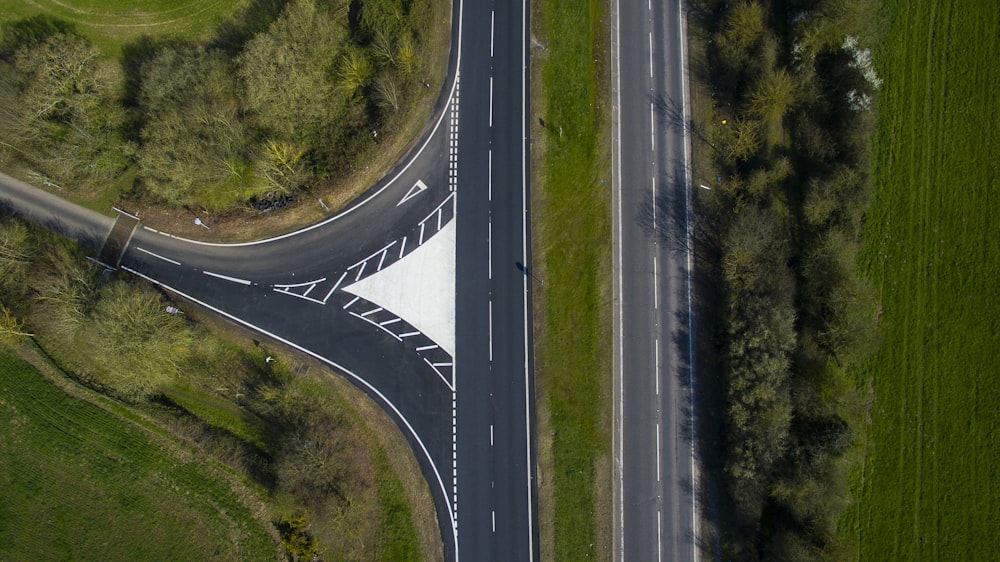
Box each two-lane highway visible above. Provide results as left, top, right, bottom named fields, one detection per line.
left=455, top=0, right=537, bottom=558
left=612, top=0, right=698, bottom=560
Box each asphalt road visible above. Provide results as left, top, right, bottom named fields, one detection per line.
left=0, top=0, right=537, bottom=559
left=612, top=0, right=698, bottom=560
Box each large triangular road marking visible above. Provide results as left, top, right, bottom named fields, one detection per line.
left=343, top=219, right=455, bottom=356
left=398, top=179, right=429, bottom=206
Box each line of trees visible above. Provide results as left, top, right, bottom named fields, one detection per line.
left=0, top=0, right=439, bottom=211
left=691, top=0, right=879, bottom=558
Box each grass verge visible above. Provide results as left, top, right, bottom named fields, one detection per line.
left=0, top=348, right=277, bottom=561
left=844, top=1, right=1000, bottom=558
left=530, top=0, right=612, bottom=559
left=0, top=0, right=241, bottom=55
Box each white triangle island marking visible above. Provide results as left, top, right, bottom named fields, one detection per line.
left=398, top=179, right=429, bottom=206
left=343, top=219, right=455, bottom=356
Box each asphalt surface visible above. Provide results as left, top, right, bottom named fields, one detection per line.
left=612, top=0, right=698, bottom=560
left=0, top=0, right=537, bottom=559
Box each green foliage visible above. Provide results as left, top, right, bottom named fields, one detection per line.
left=137, top=44, right=269, bottom=210
left=0, top=32, right=131, bottom=185
left=278, top=511, right=318, bottom=561
left=84, top=280, right=194, bottom=401
left=239, top=0, right=347, bottom=138
left=0, top=351, right=276, bottom=560
left=695, top=0, right=883, bottom=557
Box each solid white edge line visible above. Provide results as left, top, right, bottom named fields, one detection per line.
left=203, top=270, right=251, bottom=285
left=612, top=0, right=626, bottom=556
left=521, top=0, right=535, bottom=556
left=136, top=246, right=181, bottom=266
left=678, top=0, right=699, bottom=558
left=120, top=266, right=457, bottom=545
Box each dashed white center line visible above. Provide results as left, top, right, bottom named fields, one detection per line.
left=489, top=300, right=494, bottom=361
left=658, top=510, right=663, bottom=562
left=492, top=510, right=496, bottom=533
left=488, top=220, right=493, bottom=280
left=649, top=32, right=654, bottom=77
left=490, top=424, right=494, bottom=446
left=489, top=76, right=494, bottom=127
left=653, top=255, right=658, bottom=309
left=203, top=270, right=251, bottom=285
left=656, top=422, right=661, bottom=482
left=650, top=102, right=656, bottom=149
left=655, top=339, right=660, bottom=396
left=136, top=246, right=181, bottom=266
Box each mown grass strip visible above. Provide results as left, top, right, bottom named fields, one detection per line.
left=0, top=350, right=275, bottom=560
left=532, top=0, right=611, bottom=558
left=845, top=0, right=1000, bottom=559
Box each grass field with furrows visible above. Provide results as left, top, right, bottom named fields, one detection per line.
left=844, top=0, right=1000, bottom=558
left=0, top=0, right=241, bottom=54
left=0, top=351, right=276, bottom=561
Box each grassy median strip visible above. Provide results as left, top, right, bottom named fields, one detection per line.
left=844, top=1, right=1000, bottom=558
left=531, top=0, right=612, bottom=558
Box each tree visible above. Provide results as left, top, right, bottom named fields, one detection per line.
left=0, top=33, right=130, bottom=184
left=84, top=280, right=193, bottom=401
left=138, top=45, right=267, bottom=209
left=0, top=302, right=32, bottom=345
left=238, top=0, right=347, bottom=139
left=750, top=68, right=797, bottom=124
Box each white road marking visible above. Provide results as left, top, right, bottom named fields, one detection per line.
left=419, top=222, right=426, bottom=245
left=653, top=255, right=658, bottom=309
left=350, top=311, right=402, bottom=341
left=437, top=207, right=443, bottom=231
left=416, top=344, right=439, bottom=352
left=488, top=149, right=493, bottom=201
left=400, top=236, right=407, bottom=258
left=377, top=248, right=389, bottom=271
left=380, top=318, right=402, bottom=326
left=658, top=510, right=663, bottom=562
left=489, top=76, right=494, bottom=127
left=489, top=300, right=494, bottom=361
left=136, top=246, right=181, bottom=266
left=490, top=424, right=494, bottom=446
left=649, top=32, right=654, bottom=77
left=423, top=357, right=454, bottom=391
left=656, top=422, right=661, bottom=481
left=399, top=331, right=420, bottom=338
left=203, top=270, right=251, bottom=285
left=355, top=260, right=367, bottom=281
left=323, top=271, right=349, bottom=302
left=655, top=339, right=660, bottom=396
left=612, top=0, right=627, bottom=555
left=488, top=220, right=493, bottom=280
left=361, top=307, right=383, bottom=317
left=490, top=10, right=495, bottom=58
left=520, top=0, right=536, bottom=554
left=492, top=510, right=496, bottom=533
left=650, top=103, right=656, bottom=150
left=343, top=296, right=360, bottom=309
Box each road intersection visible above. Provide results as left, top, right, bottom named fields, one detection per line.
left=0, top=0, right=700, bottom=558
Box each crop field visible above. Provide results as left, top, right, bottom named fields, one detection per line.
left=0, top=351, right=275, bottom=560
left=0, top=0, right=242, bottom=53
left=845, top=0, right=999, bottom=559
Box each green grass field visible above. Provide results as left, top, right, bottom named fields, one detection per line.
left=0, top=351, right=276, bottom=560
left=0, top=0, right=242, bottom=54
left=533, top=0, right=612, bottom=558
left=845, top=0, right=1000, bottom=558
